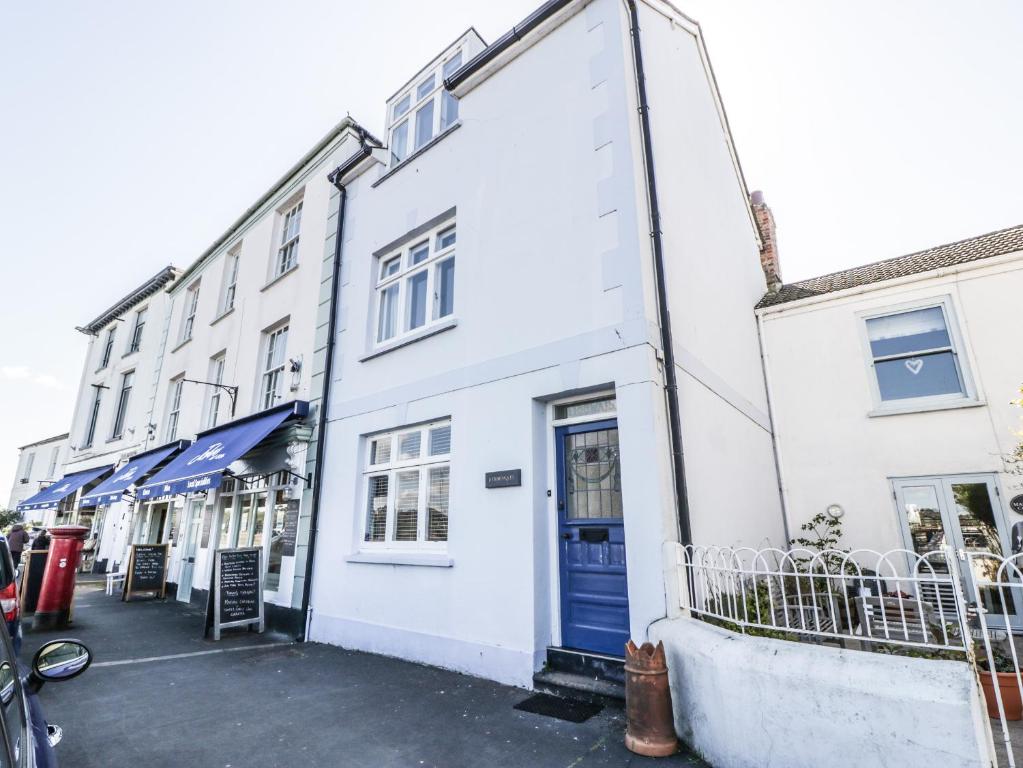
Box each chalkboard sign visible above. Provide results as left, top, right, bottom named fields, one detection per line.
left=280, top=500, right=300, bottom=557
left=19, top=550, right=48, bottom=615
left=122, top=543, right=169, bottom=601
left=206, top=547, right=264, bottom=640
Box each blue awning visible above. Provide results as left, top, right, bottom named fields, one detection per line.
left=17, top=465, right=114, bottom=512
left=79, top=440, right=190, bottom=508
left=137, top=401, right=309, bottom=499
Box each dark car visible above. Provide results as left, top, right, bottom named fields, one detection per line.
left=0, top=537, right=20, bottom=655
left=0, top=624, right=92, bottom=767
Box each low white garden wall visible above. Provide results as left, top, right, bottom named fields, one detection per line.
left=649, top=618, right=994, bottom=768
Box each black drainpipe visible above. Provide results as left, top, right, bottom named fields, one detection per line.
left=625, top=0, right=693, bottom=547
left=297, top=145, right=359, bottom=640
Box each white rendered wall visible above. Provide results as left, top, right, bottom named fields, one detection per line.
left=628, top=2, right=785, bottom=549
left=759, top=255, right=1023, bottom=551
left=153, top=130, right=355, bottom=609
left=310, top=0, right=687, bottom=687
left=309, top=0, right=774, bottom=686
left=650, top=618, right=993, bottom=768
left=7, top=436, right=69, bottom=513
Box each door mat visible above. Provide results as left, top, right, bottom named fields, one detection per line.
left=513, top=693, right=603, bottom=723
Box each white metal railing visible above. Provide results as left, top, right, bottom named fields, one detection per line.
left=678, top=544, right=971, bottom=652
left=967, top=552, right=1023, bottom=767
left=676, top=544, right=1023, bottom=766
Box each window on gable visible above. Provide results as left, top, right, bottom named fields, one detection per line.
left=362, top=420, right=451, bottom=547
left=165, top=377, right=184, bottom=442
left=274, top=200, right=303, bottom=278
left=220, top=249, right=241, bottom=315
left=110, top=370, right=134, bottom=440
left=127, top=307, right=146, bottom=354
left=386, top=48, right=462, bottom=168
left=260, top=324, right=289, bottom=410
left=865, top=303, right=968, bottom=404
left=99, top=327, right=116, bottom=369
left=374, top=222, right=456, bottom=346
left=180, top=281, right=201, bottom=343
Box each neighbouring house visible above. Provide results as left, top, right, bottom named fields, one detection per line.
left=6, top=434, right=69, bottom=516
left=305, top=0, right=784, bottom=690
left=126, top=118, right=371, bottom=635
left=757, top=219, right=1023, bottom=615
left=17, top=267, right=178, bottom=557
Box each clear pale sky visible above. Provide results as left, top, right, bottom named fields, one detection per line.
left=1, top=1, right=1021, bottom=496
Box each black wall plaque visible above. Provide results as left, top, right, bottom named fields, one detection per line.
left=123, top=543, right=169, bottom=601
left=280, top=499, right=300, bottom=557
left=207, top=547, right=264, bottom=640
left=1011, top=495, right=1023, bottom=515
left=485, top=469, right=522, bottom=489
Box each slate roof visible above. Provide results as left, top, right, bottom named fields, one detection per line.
left=757, top=223, right=1023, bottom=308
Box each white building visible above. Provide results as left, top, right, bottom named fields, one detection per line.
left=757, top=223, right=1023, bottom=584
left=306, top=0, right=784, bottom=689
left=6, top=434, right=69, bottom=515
left=39, top=267, right=181, bottom=566
left=125, top=118, right=370, bottom=635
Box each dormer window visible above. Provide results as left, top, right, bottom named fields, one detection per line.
left=387, top=49, right=463, bottom=167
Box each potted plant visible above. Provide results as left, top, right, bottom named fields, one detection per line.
left=977, top=645, right=1023, bottom=721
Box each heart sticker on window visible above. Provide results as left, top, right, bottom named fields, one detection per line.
left=905, top=358, right=924, bottom=375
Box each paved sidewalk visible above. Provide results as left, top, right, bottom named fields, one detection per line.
left=22, top=585, right=708, bottom=767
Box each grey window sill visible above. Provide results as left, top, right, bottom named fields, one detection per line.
left=359, top=318, right=458, bottom=362
left=210, top=307, right=235, bottom=327
left=345, top=551, right=453, bottom=568
left=372, top=123, right=461, bottom=188
left=121, top=350, right=139, bottom=361
left=868, top=398, right=986, bottom=418
left=261, top=264, right=299, bottom=292
left=170, top=337, right=192, bottom=354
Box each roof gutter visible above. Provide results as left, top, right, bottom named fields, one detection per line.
left=299, top=130, right=377, bottom=642
left=625, top=0, right=693, bottom=547
left=444, top=0, right=576, bottom=91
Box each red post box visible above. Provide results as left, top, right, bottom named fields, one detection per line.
left=33, top=525, right=90, bottom=631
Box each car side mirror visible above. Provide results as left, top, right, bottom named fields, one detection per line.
left=27, top=640, right=92, bottom=693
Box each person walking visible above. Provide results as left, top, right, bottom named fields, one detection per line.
left=6, top=523, right=28, bottom=565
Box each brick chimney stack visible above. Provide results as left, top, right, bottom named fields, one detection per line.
left=750, top=190, right=782, bottom=293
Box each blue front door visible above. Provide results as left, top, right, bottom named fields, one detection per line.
left=556, top=420, right=630, bottom=657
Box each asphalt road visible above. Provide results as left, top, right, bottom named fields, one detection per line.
left=21, top=584, right=707, bottom=768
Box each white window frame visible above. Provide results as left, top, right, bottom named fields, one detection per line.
left=857, top=295, right=979, bottom=415
left=180, top=281, right=201, bottom=343
left=219, top=248, right=241, bottom=315
left=385, top=49, right=463, bottom=168
left=273, top=199, right=303, bottom=279
left=259, top=323, right=289, bottom=411
left=359, top=420, right=451, bottom=552
left=46, top=446, right=60, bottom=478
left=110, top=370, right=134, bottom=440
left=19, top=452, right=34, bottom=483
left=126, top=306, right=147, bottom=354
left=165, top=377, right=184, bottom=442
left=373, top=222, right=456, bottom=347
left=99, top=327, right=116, bottom=369
left=206, top=354, right=226, bottom=428
left=83, top=386, right=103, bottom=448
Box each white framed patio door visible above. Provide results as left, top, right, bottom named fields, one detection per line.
left=893, top=474, right=1020, bottom=631
left=176, top=500, right=203, bottom=603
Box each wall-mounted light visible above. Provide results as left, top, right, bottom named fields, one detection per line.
left=826, top=503, right=845, bottom=520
